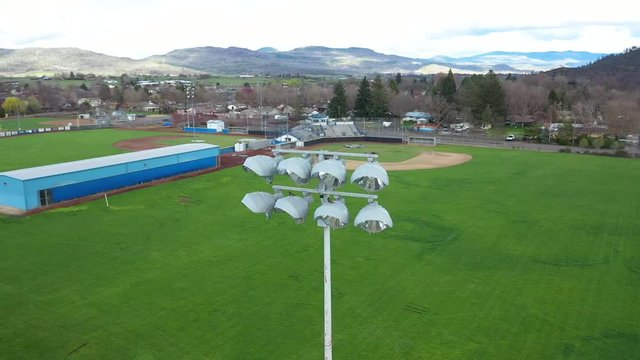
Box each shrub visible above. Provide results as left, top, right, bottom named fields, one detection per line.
left=578, top=138, right=590, bottom=148
left=602, top=136, right=616, bottom=149
left=559, top=147, right=572, bottom=153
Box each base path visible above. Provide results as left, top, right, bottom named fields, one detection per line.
left=42, top=119, right=94, bottom=126
left=115, top=137, right=472, bottom=171
left=344, top=152, right=472, bottom=171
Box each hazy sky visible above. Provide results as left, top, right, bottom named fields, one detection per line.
left=1, top=0, right=638, bottom=59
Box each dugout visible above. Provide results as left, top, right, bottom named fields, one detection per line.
left=0, top=143, right=219, bottom=214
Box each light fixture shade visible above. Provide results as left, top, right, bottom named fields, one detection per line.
left=314, top=200, right=349, bottom=229
left=277, top=157, right=312, bottom=184
left=242, top=155, right=279, bottom=182
left=241, top=191, right=283, bottom=218
left=311, top=159, right=346, bottom=189
left=351, top=162, right=389, bottom=192
left=274, top=195, right=313, bottom=224
left=354, top=202, right=393, bottom=233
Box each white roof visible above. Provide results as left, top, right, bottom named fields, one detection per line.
left=0, top=143, right=218, bottom=181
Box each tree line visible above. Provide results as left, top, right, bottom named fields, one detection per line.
left=327, top=70, right=508, bottom=127
left=2, top=67, right=639, bottom=138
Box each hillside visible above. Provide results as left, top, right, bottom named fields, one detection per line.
left=546, top=47, right=640, bottom=90
left=437, top=51, right=603, bottom=72
left=0, top=46, right=606, bottom=76
left=0, top=48, right=197, bottom=76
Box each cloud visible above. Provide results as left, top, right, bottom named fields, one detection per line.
left=0, top=0, right=638, bottom=59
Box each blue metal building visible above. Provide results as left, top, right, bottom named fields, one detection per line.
left=0, top=143, right=219, bottom=213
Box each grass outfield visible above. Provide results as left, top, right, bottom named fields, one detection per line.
left=0, top=117, right=77, bottom=132
left=0, top=129, right=246, bottom=171
left=1, top=137, right=639, bottom=359
left=307, top=141, right=422, bottom=162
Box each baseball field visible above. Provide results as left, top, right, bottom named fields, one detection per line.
left=1, top=129, right=639, bottom=359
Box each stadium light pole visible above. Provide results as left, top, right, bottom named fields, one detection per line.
left=242, top=149, right=392, bottom=360
left=185, top=83, right=195, bottom=139
left=17, top=106, right=21, bottom=131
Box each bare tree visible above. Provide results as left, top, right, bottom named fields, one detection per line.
left=572, top=99, right=599, bottom=126
left=426, top=95, right=457, bottom=125
left=122, top=87, right=145, bottom=107
left=35, top=82, right=62, bottom=110
left=389, top=92, right=424, bottom=117
left=262, top=84, right=298, bottom=108
left=235, top=87, right=258, bottom=107
left=504, top=81, right=548, bottom=118
left=602, top=94, right=640, bottom=136
left=298, top=84, right=331, bottom=108
left=201, top=87, right=229, bottom=106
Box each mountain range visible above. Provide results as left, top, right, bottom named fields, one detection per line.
left=547, top=46, right=640, bottom=91
left=0, top=46, right=606, bottom=77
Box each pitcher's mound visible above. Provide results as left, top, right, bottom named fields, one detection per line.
left=344, top=152, right=471, bottom=171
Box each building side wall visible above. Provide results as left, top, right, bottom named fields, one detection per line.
left=0, top=175, right=27, bottom=211
left=49, top=157, right=216, bottom=204
left=19, top=147, right=219, bottom=210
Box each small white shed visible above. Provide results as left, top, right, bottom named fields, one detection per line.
left=207, top=120, right=225, bottom=132
left=275, top=133, right=300, bottom=143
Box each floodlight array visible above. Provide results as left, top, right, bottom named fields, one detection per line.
left=241, top=149, right=392, bottom=230
left=240, top=147, right=393, bottom=360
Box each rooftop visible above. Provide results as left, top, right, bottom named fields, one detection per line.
left=0, top=143, right=218, bottom=181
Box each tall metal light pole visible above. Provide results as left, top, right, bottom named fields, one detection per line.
left=185, top=83, right=195, bottom=137
left=242, top=149, right=392, bottom=360
left=17, top=106, right=22, bottom=131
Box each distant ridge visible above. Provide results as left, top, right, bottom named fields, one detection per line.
left=0, top=46, right=606, bottom=76
left=546, top=47, right=640, bottom=90
left=0, top=47, right=198, bottom=76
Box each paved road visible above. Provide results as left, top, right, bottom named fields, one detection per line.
left=362, top=128, right=640, bottom=155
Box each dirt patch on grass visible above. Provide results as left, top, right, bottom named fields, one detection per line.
left=0, top=205, right=24, bottom=216
left=344, top=152, right=472, bottom=171
left=41, top=119, right=94, bottom=126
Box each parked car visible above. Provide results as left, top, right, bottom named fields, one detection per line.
left=505, top=134, right=516, bottom=141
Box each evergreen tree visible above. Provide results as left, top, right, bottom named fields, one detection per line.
left=369, top=75, right=389, bottom=118
left=113, top=86, right=125, bottom=106
left=459, top=70, right=506, bottom=124
left=98, top=84, right=111, bottom=102
left=388, top=79, right=399, bottom=95
left=354, top=77, right=371, bottom=118
left=395, top=72, right=402, bottom=85
left=438, top=69, right=457, bottom=103
left=548, top=89, right=559, bottom=105
left=483, top=71, right=506, bottom=120
left=481, top=104, right=494, bottom=125
left=328, top=81, right=348, bottom=118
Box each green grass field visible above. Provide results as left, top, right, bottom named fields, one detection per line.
left=307, top=142, right=422, bottom=162
left=0, top=117, right=77, bottom=132
left=485, top=126, right=527, bottom=138
left=0, top=129, right=182, bottom=171
left=1, top=130, right=639, bottom=359
left=0, top=129, right=252, bottom=171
